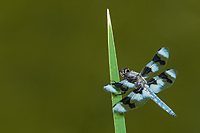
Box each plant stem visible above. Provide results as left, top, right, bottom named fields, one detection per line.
left=107, top=9, right=126, bottom=133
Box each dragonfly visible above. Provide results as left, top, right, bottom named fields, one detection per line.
left=103, top=47, right=178, bottom=117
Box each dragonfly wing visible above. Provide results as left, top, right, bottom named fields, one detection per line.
left=113, top=85, right=177, bottom=117
left=103, top=80, right=135, bottom=94
left=147, top=69, right=178, bottom=93
left=140, top=47, right=169, bottom=78
left=112, top=87, right=151, bottom=113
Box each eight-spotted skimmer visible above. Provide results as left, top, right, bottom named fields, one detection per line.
left=104, top=47, right=177, bottom=117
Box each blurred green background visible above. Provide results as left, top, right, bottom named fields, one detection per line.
left=0, top=0, right=199, bottom=133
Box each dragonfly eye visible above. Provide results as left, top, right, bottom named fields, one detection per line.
left=125, top=68, right=130, bottom=73
left=119, top=67, right=130, bottom=78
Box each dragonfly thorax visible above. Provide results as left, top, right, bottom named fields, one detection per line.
left=120, top=68, right=147, bottom=87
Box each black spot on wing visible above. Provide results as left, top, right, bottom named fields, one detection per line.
left=112, top=82, right=122, bottom=87
left=141, top=67, right=152, bottom=77
left=152, top=54, right=160, bottom=62
left=159, top=72, right=167, bottom=78
left=167, top=79, right=173, bottom=83
left=112, top=82, right=128, bottom=91
left=129, top=103, right=136, bottom=108
left=152, top=54, right=166, bottom=65
left=159, top=72, right=173, bottom=83
left=120, top=97, right=130, bottom=104
left=147, top=78, right=157, bottom=85
left=119, top=97, right=136, bottom=109
left=133, top=86, right=143, bottom=94
left=120, top=87, right=128, bottom=92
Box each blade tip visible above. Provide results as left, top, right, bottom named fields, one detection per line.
left=107, top=8, right=111, bottom=23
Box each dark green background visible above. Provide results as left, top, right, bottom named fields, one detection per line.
left=0, top=0, right=199, bottom=133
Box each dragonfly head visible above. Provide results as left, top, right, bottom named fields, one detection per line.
left=119, top=67, right=130, bottom=78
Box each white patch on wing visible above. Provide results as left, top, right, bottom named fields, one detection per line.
left=158, top=47, right=169, bottom=58
left=149, top=84, right=162, bottom=93
left=142, top=89, right=151, bottom=98
left=150, top=78, right=165, bottom=93
left=120, top=80, right=135, bottom=88
left=166, top=69, right=176, bottom=78
left=151, top=64, right=159, bottom=72
left=103, top=84, right=118, bottom=93
left=131, top=94, right=143, bottom=101
left=127, top=92, right=134, bottom=98
left=146, top=61, right=154, bottom=67
left=113, top=104, right=126, bottom=113
left=157, top=79, right=165, bottom=86
left=128, top=90, right=150, bottom=101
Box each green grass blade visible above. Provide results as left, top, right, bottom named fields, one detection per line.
left=107, top=9, right=126, bottom=133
